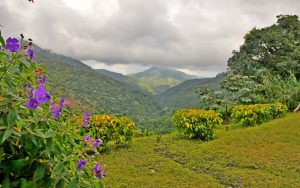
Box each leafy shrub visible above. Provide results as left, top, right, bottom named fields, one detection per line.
left=262, top=72, right=300, bottom=110
left=89, top=114, right=137, bottom=149
left=172, top=109, right=223, bottom=140
left=0, top=34, right=105, bottom=187
left=231, top=103, right=288, bottom=126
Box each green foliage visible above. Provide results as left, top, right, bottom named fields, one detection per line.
left=262, top=72, right=300, bottom=109
left=0, top=34, right=104, bottom=187
left=221, top=74, right=265, bottom=104
left=231, top=103, right=288, bottom=126
left=172, top=109, right=223, bottom=140
left=197, top=86, right=223, bottom=110
left=228, top=15, right=300, bottom=78
left=89, top=114, right=137, bottom=149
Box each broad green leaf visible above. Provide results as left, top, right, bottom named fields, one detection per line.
left=33, top=165, right=46, bottom=181
left=51, top=162, right=64, bottom=178
left=7, top=109, right=17, bottom=127
left=46, top=138, right=52, bottom=156
left=0, top=33, right=5, bottom=48
left=29, top=134, right=37, bottom=145
left=70, top=161, right=76, bottom=175
left=2, top=128, right=12, bottom=142
left=67, top=178, right=79, bottom=188
left=34, top=129, right=45, bottom=138
left=9, top=159, right=29, bottom=174
left=94, top=181, right=104, bottom=188
left=2, top=175, right=10, bottom=188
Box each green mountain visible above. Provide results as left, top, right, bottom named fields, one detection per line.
left=157, top=73, right=224, bottom=109
left=95, top=69, right=151, bottom=95
left=96, top=69, right=127, bottom=82
left=33, top=45, right=163, bottom=125
left=128, top=66, right=198, bottom=94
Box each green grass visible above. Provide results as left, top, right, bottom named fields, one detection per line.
left=98, top=113, right=300, bottom=187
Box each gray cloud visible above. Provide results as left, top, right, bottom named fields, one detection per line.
left=1, top=0, right=300, bottom=75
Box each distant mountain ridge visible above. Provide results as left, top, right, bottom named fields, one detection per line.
left=157, top=73, right=224, bottom=109
left=128, top=66, right=198, bottom=94
left=95, top=69, right=152, bottom=95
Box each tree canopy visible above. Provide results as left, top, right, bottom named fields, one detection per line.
left=227, top=15, right=300, bottom=78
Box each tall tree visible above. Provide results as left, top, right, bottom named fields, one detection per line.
left=228, top=15, right=300, bottom=78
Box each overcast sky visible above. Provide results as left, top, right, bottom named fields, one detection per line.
left=1, top=0, right=300, bottom=76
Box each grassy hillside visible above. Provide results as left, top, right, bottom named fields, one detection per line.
left=157, top=74, right=224, bottom=109
left=33, top=45, right=163, bottom=124
left=129, top=66, right=198, bottom=94
left=98, top=113, right=300, bottom=187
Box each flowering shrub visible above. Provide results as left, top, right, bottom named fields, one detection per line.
left=231, top=103, right=288, bottom=126
left=0, top=34, right=105, bottom=187
left=172, top=109, right=223, bottom=140
left=88, top=114, right=137, bottom=149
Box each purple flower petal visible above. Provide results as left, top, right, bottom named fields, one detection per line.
left=77, top=160, right=87, bottom=170
left=27, top=48, right=34, bottom=61
left=5, top=37, right=19, bottom=52
left=34, top=86, right=51, bottom=104
left=93, top=139, right=102, bottom=148
left=83, top=111, right=90, bottom=127
left=84, top=135, right=91, bottom=142
left=26, top=97, right=39, bottom=110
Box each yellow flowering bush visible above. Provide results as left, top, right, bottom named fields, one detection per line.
left=89, top=114, right=137, bottom=149
left=172, top=109, right=223, bottom=140
left=231, top=103, right=288, bottom=126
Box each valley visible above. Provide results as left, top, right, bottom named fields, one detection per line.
left=33, top=44, right=217, bottom=133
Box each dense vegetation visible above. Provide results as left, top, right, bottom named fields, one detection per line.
left=0, top=34, right=108, bottom=187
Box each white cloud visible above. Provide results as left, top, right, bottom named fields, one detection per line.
left=1, top=0, right=300, bottom=75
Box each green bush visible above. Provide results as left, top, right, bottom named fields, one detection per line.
left=89, top=114, right=137, bottom=149
left=0, top=34, right=105, bottom=187
left=172, top=109, right=223, bottom=140
left=231, top=103, right=288, bottom=126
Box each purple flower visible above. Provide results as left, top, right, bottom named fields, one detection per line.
left=93, top=163, right=106, bottom=180
left=84, top=135, right=92, bottom=142
left=50, top=103, right=61, bottom=119
left=77, top=160, right=87, bottom=170
left=26, top=96, right=39, bottom=110
left=27, top=48, right=34, bottom=61
left=50, top=97, right=64, bottom=119
left=93, top=139, right=102, bottom=148
left=5, top=37, right=19, bottom=52
left=34, top=86, right=51, bottom=104
left=83, top=111, right=90, bottom=127
left=37, top=75, right=46, bottom=85
left=59, top=97, right=64, bottom=107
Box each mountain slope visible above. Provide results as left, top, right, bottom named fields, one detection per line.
left=157, top=74, right=224, bottom=109
left=95, top=69, right=151, bottom=95
left=129, top=66, right=198, bottom=94
left=95, top=69, right=127, bottom=82
left=33, top=45, right=163, bottom=123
